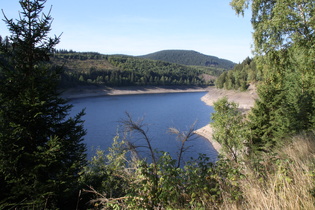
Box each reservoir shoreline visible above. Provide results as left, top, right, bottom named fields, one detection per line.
left=195, top=84, right=258, bottom=152
left=61, top=86, right=209, bottom=100
left=63, top=85, right=257, bottom=153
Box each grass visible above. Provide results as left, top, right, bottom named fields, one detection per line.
left=219, top=133, right=315, bottom=210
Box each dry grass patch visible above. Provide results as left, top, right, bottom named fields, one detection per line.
left=219, top=133, right=315, bottom=210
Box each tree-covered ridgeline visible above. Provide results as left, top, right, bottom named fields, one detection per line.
left=139, top=49, right=235, bottom=69
left=0, top=0, right=86, bottom=208
left=51, top=51, right=226, bottom=88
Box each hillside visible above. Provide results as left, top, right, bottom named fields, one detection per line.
left=52, top=51, right=226, bottom=88
left=139, top=50, right=235, bottom=69
left=215, top=57, right=258, bottom=91
left=51, top=52, right=216, bottom=88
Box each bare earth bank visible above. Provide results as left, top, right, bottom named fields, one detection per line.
left=61, top=86, right=208, bottom=99
left=194, top=85, right=258, bottom=152
left=62, top=85, right=257, bottom=153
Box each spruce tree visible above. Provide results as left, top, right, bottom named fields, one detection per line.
left=0, top=0, right=86, bottom=208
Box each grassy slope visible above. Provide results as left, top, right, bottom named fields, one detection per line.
left=220, top=134, right=315, bottom=209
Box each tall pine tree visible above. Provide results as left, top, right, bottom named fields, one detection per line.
left=0, top=0, right=86, bottom=208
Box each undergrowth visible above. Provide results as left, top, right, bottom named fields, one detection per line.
left=79, top=115, right=315, bottom=209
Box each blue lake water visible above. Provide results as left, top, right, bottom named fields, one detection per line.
left=70, top=92, right=217, bottom=162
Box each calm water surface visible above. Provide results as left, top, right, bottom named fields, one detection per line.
left=70, top=92, right=218, bottom=161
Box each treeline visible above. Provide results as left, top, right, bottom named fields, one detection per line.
left=53, top=52, right=217, bottom=88
left=215, top=57, right=259, bottom=90
left=140, top=49, right=235, bottom=69
left=54, top=49, right=103, bottom=60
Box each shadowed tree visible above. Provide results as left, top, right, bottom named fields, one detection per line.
left=0, top=0, right=86, bottom=208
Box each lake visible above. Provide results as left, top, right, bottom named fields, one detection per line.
left=70, top=92, right=218, bottom=162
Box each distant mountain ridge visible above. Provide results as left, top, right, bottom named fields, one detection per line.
left=139, top=50, right=235, bottom=70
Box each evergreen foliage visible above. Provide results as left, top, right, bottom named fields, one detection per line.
left=140, top=49, right=235, bottom=69
left=52, top=52, right=219, bottom=88
left=0, top=1, right=86, bottom=208
left=215, top=57, right=258, bottom=90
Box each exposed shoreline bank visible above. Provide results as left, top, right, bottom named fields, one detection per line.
left=61, top=86, right=209, bottom=100
left=194, top=85, right=258, bottom=152
left=63, top=85, right=258, bottom=153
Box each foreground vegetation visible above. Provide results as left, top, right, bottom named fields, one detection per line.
left=79, top=125, right=315, bottom=209
left=1, top=0, right=315, bottom=209
left=0, top=1, right=86, bottom=208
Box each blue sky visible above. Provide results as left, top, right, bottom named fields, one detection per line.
left=1, top=0, right=253, bottom=63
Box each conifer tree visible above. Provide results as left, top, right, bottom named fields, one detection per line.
left=0, top=0, right=86, bottom=208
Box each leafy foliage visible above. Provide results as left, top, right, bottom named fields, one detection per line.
left=0, top=1, right=86, bottom=208
left=79, top=111, right=315, bottom=209
left=79, top=115, right=220, bottom=209
left=211, top=98, right=248, bottom=162
left=230, top=0, right=315, bottom=149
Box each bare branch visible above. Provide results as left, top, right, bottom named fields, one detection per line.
left=120, top=112, right=157, bottom=166
left=169, top=122, right=197, bottom=167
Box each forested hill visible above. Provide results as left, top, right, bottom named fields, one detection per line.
left=52, top=51, right=227, bottom=88
left=139, top=50, right=235, bottom=69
